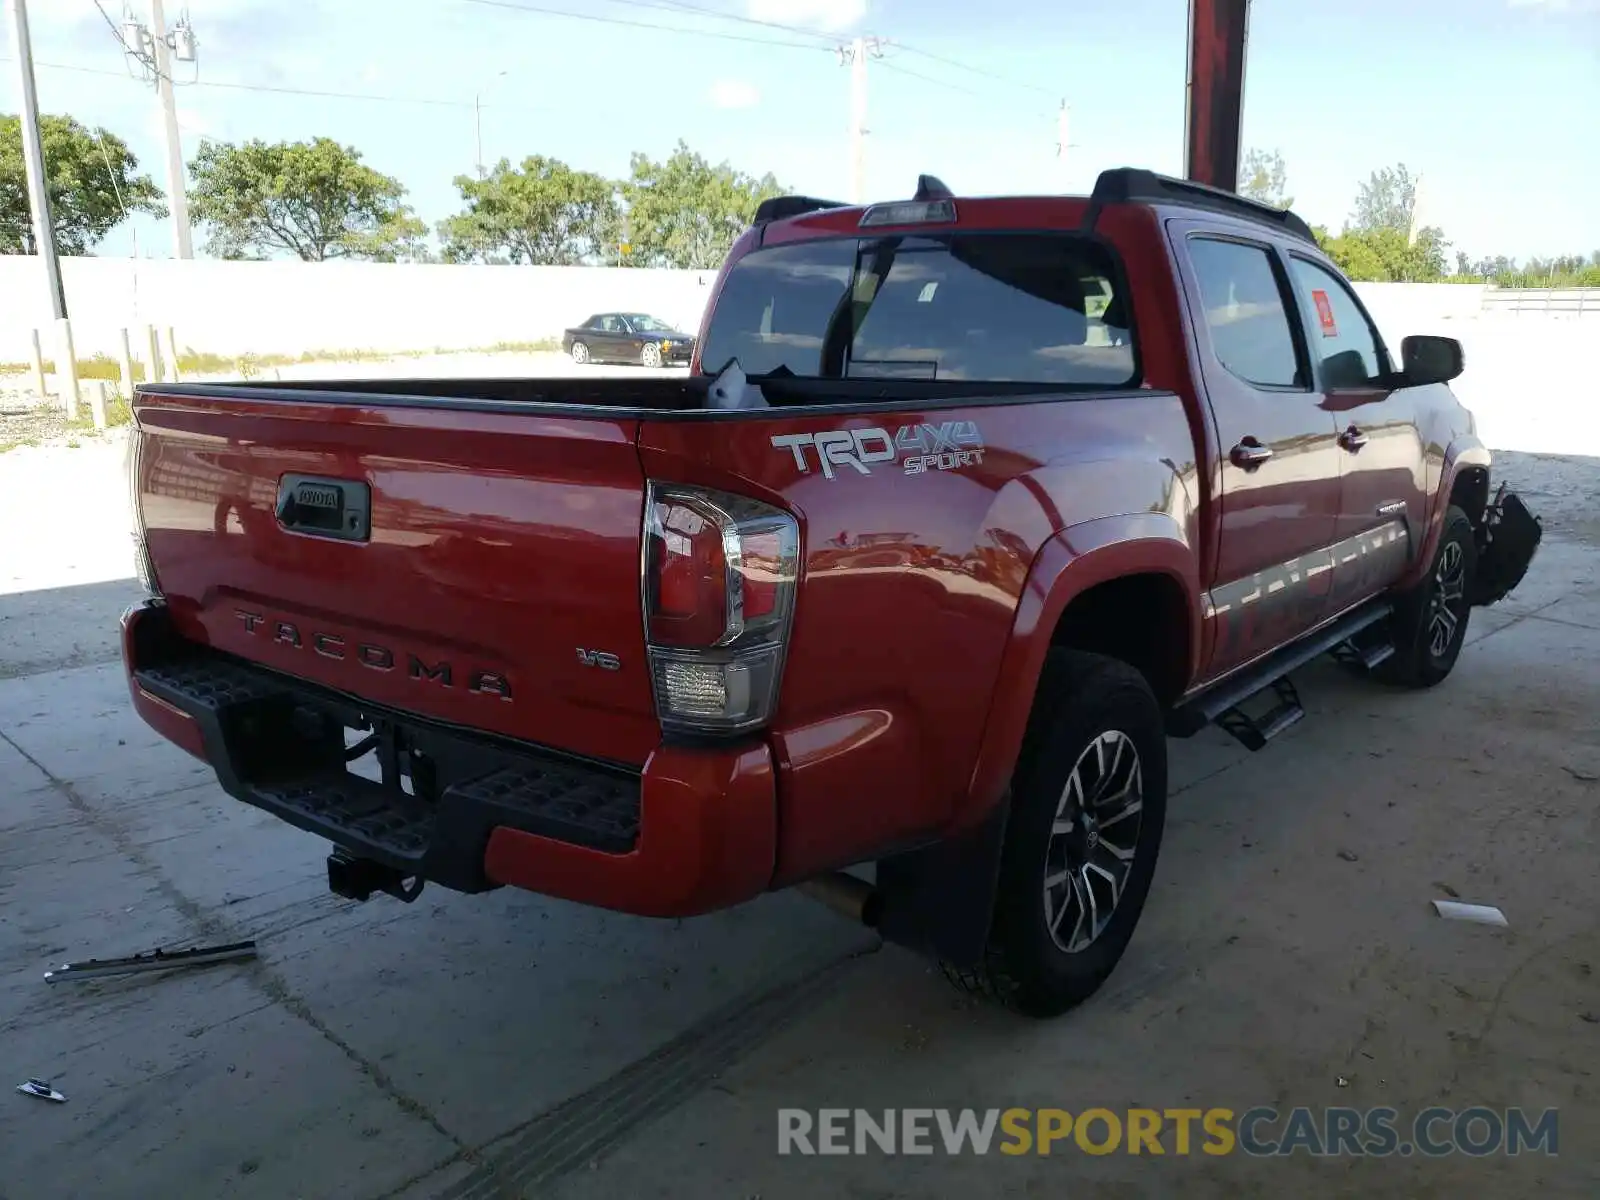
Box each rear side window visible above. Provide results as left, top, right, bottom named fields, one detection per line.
left=1187, top=238, right=1303, bottom=389
left=698, top=233, right=1136, bottom=386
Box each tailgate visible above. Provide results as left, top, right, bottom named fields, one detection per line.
left=133, top=389, right=659, bottom=767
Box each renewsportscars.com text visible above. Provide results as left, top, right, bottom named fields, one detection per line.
left=777, top=1106, right=1559, bottom=1158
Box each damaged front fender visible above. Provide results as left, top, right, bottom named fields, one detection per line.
left=1470, top=484, right=1543, bottom=607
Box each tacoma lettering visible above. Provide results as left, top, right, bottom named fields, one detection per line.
left=231, top=609, right=510, bottom=698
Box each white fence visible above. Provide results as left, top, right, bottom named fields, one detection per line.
left=0, top=254, right=1588, bottom=367
left=0, top=256, right=716, bottom=363
left=1480, top=288, right=1600, bottom=315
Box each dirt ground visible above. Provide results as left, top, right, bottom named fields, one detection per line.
left=0, top=436, right=1596, bottom=1198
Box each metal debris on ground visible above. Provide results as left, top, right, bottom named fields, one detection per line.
left=1430, top=900, right=1509, bottom=927
left=17, top=1079, right=66, bottom=1103
left=43, top=940, right=258, bottom=984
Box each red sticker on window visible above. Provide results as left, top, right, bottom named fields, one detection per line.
left=1312, top=288, right=1338, bottom=336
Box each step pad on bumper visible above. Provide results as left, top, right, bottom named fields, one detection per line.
left=133, top=651, right=642, bottom=892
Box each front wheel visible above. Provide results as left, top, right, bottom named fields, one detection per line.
left=570, top=341, right=590, bottom=365
left=944, top=648, right=1167, bottom=1018
left=1379, top=505, right=1476, bottom=687
left=640, top=342, right=663, bottom=369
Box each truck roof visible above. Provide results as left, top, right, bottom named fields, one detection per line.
left=753, top=165, right=1318, bottom=248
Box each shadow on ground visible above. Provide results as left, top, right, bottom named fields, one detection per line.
left=0, top=577, right=146, bottom=679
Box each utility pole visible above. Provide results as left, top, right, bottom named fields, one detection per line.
left=6, top=0, right=67, bottom=319
left=1056, top=101, right=1071, bottom=189
left=474, top=71, right=507, bottom=178
left=839, top=37, right=883, bottom=204
left=147, top=0, right=193, bottom=258
left=1407, top=173, right=1426, bottom=246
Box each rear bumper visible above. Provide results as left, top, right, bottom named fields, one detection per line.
left=121, top=601, right=776, bottom=917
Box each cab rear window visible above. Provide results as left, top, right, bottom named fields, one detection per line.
left=698, top=232, right=1136, bottom=386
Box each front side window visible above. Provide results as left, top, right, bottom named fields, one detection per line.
left=1187, top=237, right=1303, bottom=389
left=697, top=233, right=1136, bottom=386
left=1288, top=258, right=1386, bottom=388
left=627, top=314, right=673, bottom=333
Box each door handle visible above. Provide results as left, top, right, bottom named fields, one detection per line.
left=1339, top=425, right=1369, bottom=452
left=1229, top=439, right=1273, bottom=470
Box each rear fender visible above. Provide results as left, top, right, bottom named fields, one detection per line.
left=873, top=513, right=1199, bottom=968
left=963, top=512, right=1201, bottom=824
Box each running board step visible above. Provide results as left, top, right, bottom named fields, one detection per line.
left=1331, top=632, right=1396, bottom=671
left=1168, top=599, right=1394, bottom=740
left=1215, top=677, right=1305, bottom=751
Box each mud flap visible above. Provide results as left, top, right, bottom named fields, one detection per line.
left=873, top=800, right=1009, bottom=969
left=1470, top=487, right=1542, bottom=607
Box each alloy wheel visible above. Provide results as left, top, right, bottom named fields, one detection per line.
left=1042, top=730, right=1144, bottom=953
left=1427, top=541, right=1467, bottom=659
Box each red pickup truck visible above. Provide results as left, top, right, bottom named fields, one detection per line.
left=122, top=168, right=1540, bottom=1018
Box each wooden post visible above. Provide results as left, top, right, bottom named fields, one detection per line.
left=119, top=328, right=137, bottom=397
left=86, top=380, right=109, bottom=431
left=146, top=324, right=164, bottom=386
left=28, top=328, right=48, bottom=402
left=55, top=317, right=80, bottom=420
left=164, top=326, right=181, bottom=381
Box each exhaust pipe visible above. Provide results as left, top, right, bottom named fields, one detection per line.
left=797, top=872, right=882, bottom=927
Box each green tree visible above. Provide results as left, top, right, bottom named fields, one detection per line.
left=1, top=114, right=165, bottom=254
left=1316, top=225, right=1448, bottom=282
left=188, top=137, right=426, bottom=261
left=623, top=141, right=785, bottom=269
left=1238, top=148, right=1293, bottom=209
left=1349, top=163, right=1418, bottom=234
left=437, top=156, right=619, bottom=265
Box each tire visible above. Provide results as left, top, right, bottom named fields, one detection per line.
left=641, top=342, right=663, bottom=369
left=1378, top=505, right=1476, bottom=688
left=570, top=341, right=590, bottom=365
left=943, top=648, right=1167, bottom=1018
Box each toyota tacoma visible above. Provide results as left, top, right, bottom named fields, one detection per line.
left=121, top=168, right=1541, bottom=1017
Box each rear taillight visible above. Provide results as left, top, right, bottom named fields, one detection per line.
left=643, top=483, right=800, bottom=734
left=125, top=426, right=162, bottom=599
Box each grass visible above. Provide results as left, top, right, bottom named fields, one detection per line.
left=1, top=338, right=565, bottom=383
left=2, top=338, right=567, bottom=454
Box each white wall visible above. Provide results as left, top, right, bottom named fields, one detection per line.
left=0, top=256, right=716, bottom=362
left=0, top=254, right=1588, bottom=367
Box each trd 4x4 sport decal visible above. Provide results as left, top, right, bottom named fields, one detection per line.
left=771, top=421, right=986, bottom=480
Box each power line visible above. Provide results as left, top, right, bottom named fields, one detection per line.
left=897, top=43, right=1058, bottom=100
left=12, top=56, right=485, bottom=108
left=875, top=58, right=990, bottom=101
left=460, top=0, right=831, bottom=50
left=592, top=0, right=836, bottom=43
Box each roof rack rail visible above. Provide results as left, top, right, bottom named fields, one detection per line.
left=1082, top=167, right=1317, bottom=244
left=753, top=194, right=850, bottom=224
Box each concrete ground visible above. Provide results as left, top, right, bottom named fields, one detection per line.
left=2, top=409, right=1597, bottom=1194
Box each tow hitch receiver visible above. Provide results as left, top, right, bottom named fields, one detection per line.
left=328, top=849, right=426, bottom=903
left=1471, top=485, right=1542, bottom=607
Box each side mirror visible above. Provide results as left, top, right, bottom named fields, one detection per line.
left=1401, top=335, right=1464, bottom=385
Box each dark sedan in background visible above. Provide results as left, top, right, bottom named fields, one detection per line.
left=561, top=313, right=696, bottom=368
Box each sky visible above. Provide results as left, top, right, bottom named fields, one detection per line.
left=3, top=0, right=1597, bottom=263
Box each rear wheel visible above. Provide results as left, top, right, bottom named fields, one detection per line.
left=570, top=341, right=590, bottom=365
left=1379, top=506, right=1476, bottom=687
left=943, top=649, right=1167, bottom=1017
left=641, top=342, right=663, bottom=369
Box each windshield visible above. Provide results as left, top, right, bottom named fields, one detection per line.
left=697, top=233, right=1136, bottom=386
left=627, top=314, right=674, bottom=333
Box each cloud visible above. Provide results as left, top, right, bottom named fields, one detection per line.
left=709, top=78, right=761, bottom=109
left=747, top=0, right=867, bottom=32
left=1507, top=0, right=1600, bottom=10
